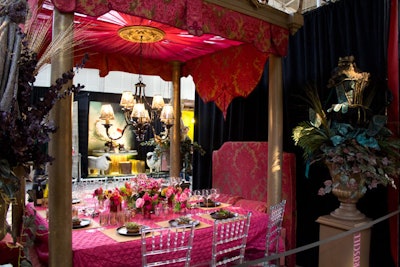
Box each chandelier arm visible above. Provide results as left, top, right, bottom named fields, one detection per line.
left=132, top=121, right=150, bottom=142
left=104, top=123, right=131, bottom=141
left=122, top=109, right=133, bottom=125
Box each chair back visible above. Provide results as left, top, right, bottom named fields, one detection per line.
left=211, top=212, right=252, bottom=266
left=141, top=224, right=195, bottom=267
left=264, top=199, right=286, bottom=266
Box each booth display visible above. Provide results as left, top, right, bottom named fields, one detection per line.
left=89, top=150, right=140, bottom=176
left=17, top=0, right=304, bottom=266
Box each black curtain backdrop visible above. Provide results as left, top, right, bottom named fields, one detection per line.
left=193, top=0, right=395, bottom=266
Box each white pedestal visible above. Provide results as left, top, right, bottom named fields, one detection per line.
left=317, top=215, right=371, bottom=267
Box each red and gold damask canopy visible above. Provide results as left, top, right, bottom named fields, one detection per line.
left=35, top=0, right=296, bottom=117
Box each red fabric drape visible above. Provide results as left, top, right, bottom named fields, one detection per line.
left=186, top=43, right=269, bottom=117
left=47, top=0, right=289, bottom=114
left=50, top=0, right=289, bottom=53
left=387, top=0, right=399, bottom=265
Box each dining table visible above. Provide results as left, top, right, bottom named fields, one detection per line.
left=26, top=199, right=270, bottom=267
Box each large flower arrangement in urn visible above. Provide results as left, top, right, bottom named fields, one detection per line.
left=292, top=56, right=400, bottom=220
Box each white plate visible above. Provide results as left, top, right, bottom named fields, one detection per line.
left=116, top=225, right=148, bottom=236
left=200, top=201, right=221, bottom=208
left=210, top=211, right=238, bottom=220
left=168, top=219, right=200, bottom=228
left=72, top=218, right=91, bottom=229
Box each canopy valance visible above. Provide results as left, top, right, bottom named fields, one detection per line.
left=38, top=0, right=298, bottom=115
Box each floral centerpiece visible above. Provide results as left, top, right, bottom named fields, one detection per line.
left=105, top=189, right=123, bottom=212
left=292, top=56, right=400, bottom=220
left=93, top=187, right=105, bottom=202
left=93, top=187, right=123, bottom=212
left=124, top=174, right=163, bottom=218
left=118, top=181, right=135, bottom=208
left=160, top=185, right=191, bottom=213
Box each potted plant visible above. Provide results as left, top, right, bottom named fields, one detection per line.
left=140, top=126, right=205, bottom=176
left=292, top=56, right=400, bottom=220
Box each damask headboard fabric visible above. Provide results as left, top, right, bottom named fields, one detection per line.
left=212, top=141, right=296, bottom=267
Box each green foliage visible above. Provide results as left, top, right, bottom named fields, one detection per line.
left=292, top=85, right=400, bottom=192
left=140, top=136, right=205, bottom=175
left=0, top=159, right=20, bottom=203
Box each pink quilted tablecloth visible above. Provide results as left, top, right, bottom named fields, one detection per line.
left=26, top=203, right=270, bottom=267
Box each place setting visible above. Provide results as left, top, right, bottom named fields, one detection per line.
left=72, top=217, right=92, bottom=229
left=193, top=188, right=231, bottom=211
left=198, top=208, right=239, bottom=221
left=156, top=214, right=211, bottom=230
left=209, top=209, right=238, bottom=220
left=116, top=222, right=150, bottom=236
left=102, top=222, right=150, bottom=242
left=167, top=216, right=200, bottom=228
left=71, top=202, right=100, bottom=230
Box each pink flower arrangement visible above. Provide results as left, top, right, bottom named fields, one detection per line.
left=93, top=187, right=123, bottom=211
left=93, top=187, right=104, bottom=201
left=160, top=185, right=191, bottom=212
left=173, top=187, right=190, bottom=212
left=92, top=175, right=192, bottom=214
left=131, top=175, right=162, bottom=212
left=135, top=192, right=159, bottom=212
left=108, top=189, right=123, bottom=207
left=119, top=182, right=134, bottom=199
left=132, top=175, right=163, bottom=194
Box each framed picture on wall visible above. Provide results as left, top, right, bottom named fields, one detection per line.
left=88, top=101, right=136, bottom=154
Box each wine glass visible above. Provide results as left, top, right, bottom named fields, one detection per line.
left=193, top=190, right=203, bottom=207
left=187, top=191, right=198, bottom=210
left=210, top=188, right=220, bottom=202
left=202, top=189, right=210, bottom=205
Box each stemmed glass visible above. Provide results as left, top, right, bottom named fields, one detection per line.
left=193, top=190, right=203, bottom=207
left=202, top=189, right=211, bottom=205
left=210, top=188, right=220, bottom=203
left=187, top=191, right=198, bottom=210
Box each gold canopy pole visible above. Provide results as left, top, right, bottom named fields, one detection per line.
left=170, top=61, right=182, bottom=178
left=267, top=55, right=283, bottom=208
left=48, top=9, right=73, bottom=266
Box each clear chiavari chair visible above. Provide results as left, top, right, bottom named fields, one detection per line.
left=211, top=212, right=252, bottom=266
left=141, top=224, right=196, bottom=267
left=263, top=199, right=286, bottom=267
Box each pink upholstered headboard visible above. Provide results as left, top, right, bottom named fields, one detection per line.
left=212, top=141, right=296, bottom=267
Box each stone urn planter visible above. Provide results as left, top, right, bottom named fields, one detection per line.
left=327, top=163, right=367, bottom=221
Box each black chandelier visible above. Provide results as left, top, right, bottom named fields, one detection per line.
left=99, top=27, right=174, bottom=142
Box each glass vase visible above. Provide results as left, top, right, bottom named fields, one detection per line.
left=142, top=208, right=152, bottom=219
left=109, top=202, right=121, bottom=213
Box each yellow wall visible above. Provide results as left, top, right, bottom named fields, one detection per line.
left=181, top=110, right=194, bottom=140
